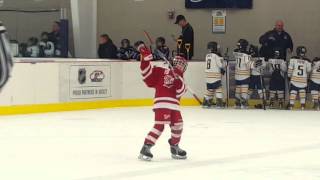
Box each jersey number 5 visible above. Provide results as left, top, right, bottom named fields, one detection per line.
left=297, top=65, right=304, bottom=76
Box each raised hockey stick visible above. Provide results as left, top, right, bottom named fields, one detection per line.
left=143, top=30, right=154, bottom=53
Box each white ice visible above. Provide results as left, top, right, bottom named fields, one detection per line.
left=0, top=107, right=320, bottom=180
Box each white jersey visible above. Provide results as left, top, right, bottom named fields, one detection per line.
left=205, top=53, right=224, bottom=83
left=27, top=46, right=40, bottom=57
left=268, top=58, right=287, bottom=77
left=233, top=52, right=252, bottom=81
left=288, top=57, right=312, bottom=88
left=311, top=61, right=320, bottom=84
left=39, top=41, right=55, bottom=57
left=250, top=57, right=266, bottom=76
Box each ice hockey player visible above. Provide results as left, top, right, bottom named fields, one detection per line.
left=310, top=57, right=320, bottom=110
left=39, top=32, right=55, bottom=57
left=117, top=39, right=135, bottom=60
left=248, top=45, right=266, bottom=109
left=0, top=22, right=13, bottom=90
left=137, top=41, right=188, bottom=161
left=202, top=41, right=225, bottom=108
left=288, top=46, right=312, bottom=110
left=268, top=50, right=287, bottom=109
left=26, top=37, right=40, bottom=57
left=233, top=39, right=252, bottom=109
left=153, top=37, right=170, bottom=60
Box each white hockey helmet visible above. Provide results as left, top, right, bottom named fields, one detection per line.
left=173, top=55, right=188, bottom=72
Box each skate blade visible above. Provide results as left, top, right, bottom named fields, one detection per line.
left=171, top=154, right=187, bottom=160
left=138, top=154, right=152, bottom=161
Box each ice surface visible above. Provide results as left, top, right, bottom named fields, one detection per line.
left=0, top=107, right=320, bottom=180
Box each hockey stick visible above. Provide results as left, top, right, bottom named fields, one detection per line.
left=257, top=51, right=267, bottom=110
left=143, top=30, right=154, bottom=53
left=259, top=61, right=267, bottom=110
left=223, top=48, right=230, bottom=108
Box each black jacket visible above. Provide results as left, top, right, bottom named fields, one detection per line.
left=98, top=41, right=118, bottom=59
left=180, top=23, right=194, bottom=60
left=259, top=29, right=293, bottom=60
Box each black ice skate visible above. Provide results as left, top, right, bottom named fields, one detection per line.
left=254, top=104, right=263, bottom=109
left=138, top=144, right=153, bottom=161
left=279, top=100, right=284, bottom=109
left=216, top=98, right=225, bottom=109
left=288, top=104, right=294, bottom=110
left=202, top=98, right=213, bottom=109
left=169, top=140, right=187, bottom=160
left=301, top=104, right=306, bottom=110
left=269, top=99, right=276, bottom=109
left=241, top=99, right=249, bottom=109
left=235, top=98, right=241, bottom=109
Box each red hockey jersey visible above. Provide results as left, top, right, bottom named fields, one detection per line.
left=140, top=60, right=186, bottom=111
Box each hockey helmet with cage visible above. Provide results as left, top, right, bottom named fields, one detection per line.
left=248, top=45, right=259, bottom=57
left=296, top=46, right=307, bottom=57
left=237, top=39, right=249, bottom=52
left=173, top=55, right=188, bottom=72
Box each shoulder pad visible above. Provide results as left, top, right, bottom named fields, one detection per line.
left=302, top=57, right=311, bottom=62
left=313, top=57, right=320, bottom=62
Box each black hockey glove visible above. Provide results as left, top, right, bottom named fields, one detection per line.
left=220, top=68, right=226, bottom=75
left=254, top=59, right=263, bottom=68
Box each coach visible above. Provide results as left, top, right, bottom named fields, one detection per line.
left=259, top=20, right=293, bottom=60
left=175, top=15, right=194, bottom=60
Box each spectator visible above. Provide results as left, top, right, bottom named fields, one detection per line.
left=26, top=37, right=39, bottom=57
left=39, top=32, right=55, bottom=57
left=98, top=34, right=118, bottom=59
left=153, top=37, right=170, bottom=61
left=117, top=39, right=135, bottom=60
left=48, top=21, right=61, bottom=56
left=175, top=15, right=194, bottom=60
left=259, top=20, right=293, bottom=60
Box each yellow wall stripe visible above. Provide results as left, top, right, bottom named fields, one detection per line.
left=0, top=98, right=199, bottom=116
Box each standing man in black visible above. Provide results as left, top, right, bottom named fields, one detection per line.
left=259, top=20, right=293, bottom=61
left=175, top=15, right=194, bottom=60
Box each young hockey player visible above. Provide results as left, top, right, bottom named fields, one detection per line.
left=39, top=32, right=55, bottom=57
left=137, top=42, right=188, bottom=161
left=288, top=46, right=312, bottom=110
left=117, top=39, right=135, bottom=60
left=153, top=37, right=170, bottom=60
left=268, top=50, right=287, bottom=109
left=248, top=45, right=266, bottom=109
left=233, top=39, right=252, bottom=109
left=26, top=37, right=40, bottom=57
left=310, top=57, right=320, bottom=110
left=202, top=41, right=225, bottom=108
